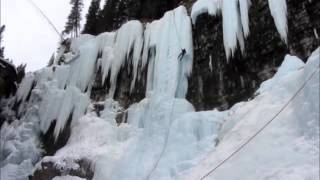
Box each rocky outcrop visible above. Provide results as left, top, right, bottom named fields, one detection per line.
left=187, top=0, right=319, bottom=111
left=31, top=159, right=93, bottom=180
left=0, top=58, right=17, bottom=98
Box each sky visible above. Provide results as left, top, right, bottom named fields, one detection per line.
left=1, top=0, right=94, bottom=72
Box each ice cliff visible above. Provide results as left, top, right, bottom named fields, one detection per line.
left=0, top=2, right=319, bottom=180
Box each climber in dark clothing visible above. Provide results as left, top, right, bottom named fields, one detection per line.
left=178, top=49, right=186, bottom=61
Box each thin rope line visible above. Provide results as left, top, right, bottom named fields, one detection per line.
left=145, top=99, right=176, bottom=180
left=25, top=0, right=62, bottom=40
left=199, top=66, right=320, bottom=180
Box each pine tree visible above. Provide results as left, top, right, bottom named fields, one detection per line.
left=0, top=25, right=5, bottom=59
left=98, top=0, right=117, bottom=32
left=82, top=0, right=101, bottom=35
left=63, top=0, right=84, bottom=37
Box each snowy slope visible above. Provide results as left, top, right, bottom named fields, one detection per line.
left=180, top=48, right=320, bottom=180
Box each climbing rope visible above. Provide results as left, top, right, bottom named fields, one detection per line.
left=25, top=0, right=63, bottom=41
left=199, top=65, right=320, bottom=180
left=145, top=99, right=176, bottom=180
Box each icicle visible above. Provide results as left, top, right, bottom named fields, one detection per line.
left=68, top=35, right=100, bottom=92
left=239, top=0, right=251, bottom=37
left=191, top=0, right=251, bottom=60
left=222, top=0, right=241, bottom=59
left=130, top=22, right=144, bottom=92
left=237, top=6, right=246, bottom=55
left=16, top=73, right=36, bottom=103
left=54, top=86, right=75, bottom=139
left=268, top=0, right=288, bottom=43
left=141, top=24, right=152, bottom=72
left=97, top=32, right=116, bottom=85
left=39, top=84, right=65, bottom=133
left=107, top=21, right=144, bottom=97
left=38, top=83, right=89, bottom=138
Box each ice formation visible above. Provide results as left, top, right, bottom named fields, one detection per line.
left=95, top=6, right=193, bottom=98
left=1, top=4, right=318, bottom=180
left=191, top=0, right=288, bottom=58
left=222, top=0, right=244, bottom=58
left=15, top=73, right=35, bottom=103
left=268, top=0, right=288, bottom=43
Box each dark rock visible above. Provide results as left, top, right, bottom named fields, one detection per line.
left=30, top=159, right=93, bottom=180
left=90, top=51, right=147, bottom=122
left=40, top=113, right=72, bottom=156
left=0, top=58, right=17, bottom=98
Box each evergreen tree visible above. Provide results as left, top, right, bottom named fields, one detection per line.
left=82, top=0, right=101, bottom=35
left=64, top=0, right=83, bottom=37
left=0, top=25, right=5, bottom=59
left=97, top=0, right=118, bottom=32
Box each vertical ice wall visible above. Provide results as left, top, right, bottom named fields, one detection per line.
left=96, top=7, right=193, bottom=99
left=143, top=6, right=193, bottom=98
left=93, top=6, right=195, bottom=180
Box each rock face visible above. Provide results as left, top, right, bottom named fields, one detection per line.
left=31, top=159, right=93, bottom=180
left=187, top=0, right=320, bottom=111
left=0, top=59, right=17, bottom=98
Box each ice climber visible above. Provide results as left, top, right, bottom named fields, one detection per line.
left=178, top=48, right=186, bottom=61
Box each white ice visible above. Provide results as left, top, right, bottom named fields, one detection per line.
left=268, top=0, right=288, bottom=43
